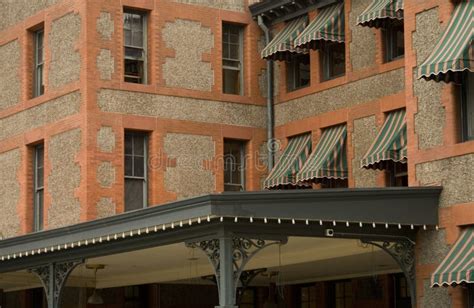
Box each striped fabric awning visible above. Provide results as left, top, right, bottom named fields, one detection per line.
left=294, top=3, right=345, bottom=50
left=264, top=133, right=312, bottom=189
left=418, top=1, right=473, bottom=83
left=360, top=109, right=407, bottom=170
left=356, top=0, right=404, bottom=28
left=431, top=227, right=474, bottom=287
left=261, top=16, right=308, bottom=61
left=296, top=124, right=347, bottom=183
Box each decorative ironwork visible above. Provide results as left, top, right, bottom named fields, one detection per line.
left=30, top=260, right=83, bottom=308
left=187, top=237, right=285, bottom=305
left=362, top=239, right=416, bottom=308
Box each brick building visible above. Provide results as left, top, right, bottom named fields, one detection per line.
left=0, top=0, right=472, bottom=307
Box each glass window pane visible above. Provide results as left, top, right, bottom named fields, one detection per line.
left=223, top=69, right=240, bottom=95
left=466, top=73, right=474, bottom=140
left=124, top=59, right=144, bottom=83
left=132, top=30, right=143, bottom=47
left=125, top=134, right=133, bottom=155
left=133, top=135, right=145, bottom=156
left=229, top=43, right=239, bottom=60
left=124, top=29, right=132, bottom=46
left=36, top=190, right=44, bottom=230
left=134, top=156, right=145, bottom=177
left=125, top=155, right=133, bottom=176
left=125, top=179, right=144, bottom=211
left=37, top=167, right=44, bottom=188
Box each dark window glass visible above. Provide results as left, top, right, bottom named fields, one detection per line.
left=222, top=23, right=244, bottom=95
left=320, top=178, right=348, bottom=189
left=34, top=144, right=44, bottom=231
left=33, top=29, right=44, bottom=97
left=386, top=162, right=408, bottom=187
left=124, top=11, right=147, bottom=84
left=461, top=72, right=474, bottom=141
left=124, top=132, right=147, bottom=211
left=330, top=281, right=352, bottom=308
left=287, top=53, right=310, bottom=92
left=299, top=285, right=317, bottom=308
left=468, top=284, right=474, bottom=308
left=322, top=42, right=345, bottom=81
left=384, top=24, right=405, bottom=62
left=224, top=140, right=245, bottom=192
left=124, top=285, right=148, bottom=308
left=394, top=274, right=411, bottom=308
left=239, top=288, right=255, bottom=308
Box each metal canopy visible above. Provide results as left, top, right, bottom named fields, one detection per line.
left=249, top=0, right=341, bottom=25
left=0, top=188, right=441, bottom=274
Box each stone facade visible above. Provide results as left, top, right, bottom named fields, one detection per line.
left=412, top=8, right=445, bottom=150
left=97, top=49, right=115, bottom=80
left=164, top=133, right=215, bottom=200
left=275, top=68, right=405, bottom=125
left=349, top=0, right=376, bottom=70
left=97, top=89, right=266, bottom=128
left=172, top=0, right=245, bottom=12
left=96, top=197, right=116, bottom=219
left=162, top=19, right=214, bottom=91
left=0, top=40, right=21, bottom=110
left=96, top=11, right=114, bottom=40
left=0, top=0, right=59, bottom=31
left=421, top=280, right=451, bottom=308
left=97, top=126, right=116, bottom=153
left=48, top=128, right=82, bottom=229
left=417, top=229, right=451, bottom=265
left=0, top=92, right=81, bottom=142
left=97, top=161, right=116, bottom=188
left=48, top=12, right=82, bottom=89
left=352, top=116, right=378, bottom=188
left=0, top=149, right=21, bottom=239
left=415, top=154, right=474, bottom=208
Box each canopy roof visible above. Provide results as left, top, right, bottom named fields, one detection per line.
left=294, top=3, right=345, bottom=50
left=356, top=0, right=403, bottom=28
left=361, top=109, right=407, bottom=170
left=296, top=124, right=348, bottom=183
left=418, top=1, right=473, bottom=82
left=431, top=227, right=474, bottom=287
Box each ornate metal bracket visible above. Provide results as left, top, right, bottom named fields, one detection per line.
left=30, top=260, right=83, bottom=308
left=187, top=237, right=286, bottom=305
left=202, top=268, right=267, bottom=304
left=362, top=239, right=416, bottom=307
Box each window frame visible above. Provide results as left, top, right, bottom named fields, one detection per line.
left=287, top=53, right=311, bottom=92
left=123, top=9, right=148, bottom=84
left=33, top=29, right=44, bottom=98
left=33, top=144, right=44, bottom=232
left=223, top=139, right=246, bottom=192
left=460, top=72, right=474, bottom=142
left=383, top=23, right=405, bottom=62
left=322, top=42, right=346, bottom=81
left=298, top=284, right=317, bottom=308
left=222, top=23, right=244, bottom=96
left=124, top=131, right=148, bottom=211
left=330, top=280, right=352, bottom=308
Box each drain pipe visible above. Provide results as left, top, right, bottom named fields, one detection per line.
left=257, top=15, right=275, bottom=170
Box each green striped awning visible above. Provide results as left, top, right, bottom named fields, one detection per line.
left=296, top=124, right=347, bottom=183
left=264, top=133, right=312, bottom=189
left=431, top=227, right=474, bottom=287
left=418, top=1, right=473, bottom=83
left=261, top=16, right=308, bottom=61
left=360, top=109, right=407, bottom=170
left=356, top=0, right=403, bottom=28
left=293, top=3, right=345, bottom=50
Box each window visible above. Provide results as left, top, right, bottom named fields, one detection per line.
left=386, top=162, right=408, bottom=187
left=460, top=72, right=474, bottom=142
left=322, top=42, right=345, bottom=81
left=299, top=285, right=317, bottom=308
left=224, top=139, right=245, bottom=191
left=394, top=274, right=411, bottom=308
left=330, top=281, right=352, bottom=308
left=123, top=10, right=147, bottom=84
left=222, top=23, right=244, bottom=95
left=320, top=178, right=348, bottom=189
left=33, top=144, right=44, bottom=231
left=124, top=285, right=148, bottom=308
left=33, top=29, right=44, bottom=97
left=239, top=288, right=256, bottom=308
left=287, top=53, right=310, bottom=92
left=468, top=284, right=474, bottom=308
left=384, top=24, right=404, bottom=62
left=124, top=132, right=148, bottom=211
